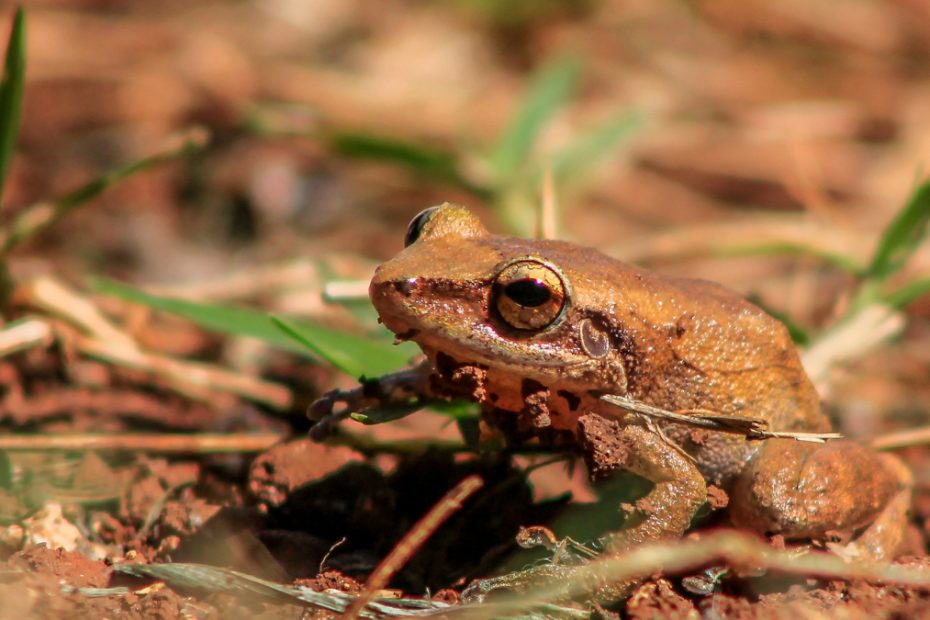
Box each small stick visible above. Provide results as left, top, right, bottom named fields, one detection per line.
left=77, top=334, right=292, bottom=409
left=0, top=432, right=284, bottom=453
left=538, top=165, right=558, bottom=240
left=323, top=279, right=371, bottom=302
left=447, top=529, right=930, bottom=617
left=600, top=394, right=842, bottom=443
left=345, top=474, right=484, bottom=620
left=0, top=317, right=53, bottom=357
left=872, top=426, right=930, bottom=451
left=18, top=276, right=292, bottom=409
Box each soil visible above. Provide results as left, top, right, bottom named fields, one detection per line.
left=2, top=1, right=930, bottom=618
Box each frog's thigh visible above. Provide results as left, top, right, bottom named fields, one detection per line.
left=578, top=416, right=707, bottom=552
left=729, top=439, right=909, bottom=549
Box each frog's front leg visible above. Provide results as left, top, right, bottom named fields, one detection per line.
left=307, top=361, right=434, bottom=439
left=577, top=414, right=707, bottom=552
left=729, top=438, right=912, bottom=560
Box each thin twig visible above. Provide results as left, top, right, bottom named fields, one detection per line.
left=0, top=432, right=284, bottom=453
left=323, top=279, right=371, bottom=302
left=600, top=394, right=842, bottom=443
left=539, top=165, right=557, bottom=240
left=346, top=474, right=484, bottom=620
left=802, top=303, right=905, bottom=392
left=0, top=317, right=53, bottom=357
left=76, top=334, right=292, bottom=409
left=23, top=276, right=137, bottom=349
left=872, top=427, right=930, bottom=451
left=18, top=275, right=292, bottom=409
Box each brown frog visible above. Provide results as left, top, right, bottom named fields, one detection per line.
left=312, top=203, right=911, bottom=594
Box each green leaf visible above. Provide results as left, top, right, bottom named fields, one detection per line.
left=867, top=179, right=930, bottom=282
left=0, top=7, right=26, bottom=208
left=487, top=55, right=579, bottom=181
left=95, top=278, right=415, bottom=378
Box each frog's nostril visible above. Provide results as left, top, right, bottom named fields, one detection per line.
left=393, top=278, right=417, bottom=296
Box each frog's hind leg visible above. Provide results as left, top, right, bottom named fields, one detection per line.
left=852, top=453, right=912, bottom=560
left=729, top=439, right=911, bottom=560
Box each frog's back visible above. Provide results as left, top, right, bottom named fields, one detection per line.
left=488, top=236, right=825, bottom=431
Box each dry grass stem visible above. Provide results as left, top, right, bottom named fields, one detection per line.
left=802, top=304, right=906, bottom=391
left=144, top=259, right=323, bottom=302
left=873, top=427, right=930, bottom=451
left=17, top=275, right=292, bottom=409
left=601, top=394, right=842, bottom=443
left=324, top=279, right=372, bottom=302
left=539, top=166, right=558, bottom=240
left=75, top=334, right=291, bottom=409
left=346, top=474, right=484, bottom=620
left=24, top=276, right=138, bottom=349
left=0, top=432, right=284, bottom=453
left=0, top=317, right=53, bottom=357
left=443, top=530, right=930, bottom=618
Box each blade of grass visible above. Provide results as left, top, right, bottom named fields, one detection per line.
left=0, top=129, right=208, bottom=256
left=866, top=179, right=930, bottom=283
left=0, top=7, right=26, bottom=207
left=487, top=55, right=579, bottom=182
left=746, top=293, right=811, bottom=346
left=549, top=110, right=642, bottom=182
left=883, top=277, right=930, bottom=308
left=327, top=132, right=490, bottom=199
left=95, top=278, right=415, bottom=377
left=272, top=315, right=413, bottom=378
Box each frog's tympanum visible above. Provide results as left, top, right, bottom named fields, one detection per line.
left=312, top=203, right=912, bottom=599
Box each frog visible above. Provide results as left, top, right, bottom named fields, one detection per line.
left=310, top=203, right=912, bottom=598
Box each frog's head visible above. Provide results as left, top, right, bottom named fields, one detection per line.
left=369, top=204, right=629, bottom=393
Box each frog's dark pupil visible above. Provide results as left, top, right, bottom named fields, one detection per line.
left=404, top=207, right=440, bottom=247
left=504, top=278, right=551, bottom=307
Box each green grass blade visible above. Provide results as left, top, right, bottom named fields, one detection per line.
left=271, top=315, right=413, bottom=378
left=327, top=132, right=489, bottom=197
left=867, top=179, right=930, bottom=282
left=746, top=294, right=811, bottom=345
left=549, top=111, right=642, bottom=181
left=95, top=278, right=416, bottom=378
left=487, top=55, right=579, bottom=181
left=0, top=7, right=26, bottom=208
left=883, top=277, right=930, bottom=309
left=0, top=130, right=206, bottom=256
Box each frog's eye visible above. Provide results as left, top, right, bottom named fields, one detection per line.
left=493, top=260, right=567, bottom=330
left=404, top=206, right=441, bottom=247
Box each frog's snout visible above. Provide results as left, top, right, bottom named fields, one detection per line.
left=369, top=272, right=420, bottom=335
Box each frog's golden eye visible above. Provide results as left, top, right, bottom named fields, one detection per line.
left=404, top=206, right=441, bottom=247
left=493, top=260, right=567, bottom=330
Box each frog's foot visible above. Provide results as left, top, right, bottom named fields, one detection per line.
left=729, top=439, right=912, bottom=561
left=461, top=562, right=583, bottom=604
left=842, top=453, right=913, bottom=561
left=307, top=386, right=367, bottom=440
left=461, top=546, right=637, bottom=606
left=307, top=362, right=434, bottom=440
